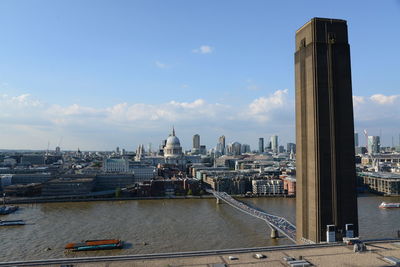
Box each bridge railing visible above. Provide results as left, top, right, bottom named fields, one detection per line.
left=207, top=189, right=296, bottom=242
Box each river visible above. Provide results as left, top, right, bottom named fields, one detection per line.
left=1, top=194, right=400, bottom=261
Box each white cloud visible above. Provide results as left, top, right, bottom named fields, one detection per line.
left=192, top=45, right=214, bottom=54
left=1, top=93, right=42, bottom=107
left=247, top=89, right=289, bottom=122
left=4, top=89, right=399, bottom=149
left=155, top=61, right=169, bottom=69
left=353, top=96, right=365, bottom=107
left=370, top=94, right=399, bottom=105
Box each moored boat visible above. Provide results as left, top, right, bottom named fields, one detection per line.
left=0, top=205, right=19, bottom=215
left=0, top=220, right=25, bottom=226
left=65, top=239, right=123, bottom=251
left=379, top=202, right=400, bottom=209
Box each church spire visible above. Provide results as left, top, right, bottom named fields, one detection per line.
left=172, top=126, right=175, bottom=136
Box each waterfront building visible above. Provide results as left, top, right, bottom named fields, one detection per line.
left=259, top=138, right=264, bottom=153
left=204, top=176, right=247, bottom=195
left=357, top=172, right=400, bottom=196
left=284, top=176, right=296, bottom=196
left=8, top=173, right=53, bottom=184
left=129, top=162, right=156, bottom=181
left=3, top=183, right=42, bottom=197
left=361, top=153, right=400, bottom=166
left=295, top=18, right=359, bottom=243
left=368, top=136, right=380, bottom=154
left=103, top=158, right=129, bottom=173
left=41, top=177, right=95, bottom=196
left=252, top=179, right=283, bottom=195
left=94, top=174, right=135, bottom=191
left=270, top=135, right=278, bottom=153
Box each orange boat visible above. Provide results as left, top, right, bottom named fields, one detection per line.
left=65, top=239, right=123, bottom=251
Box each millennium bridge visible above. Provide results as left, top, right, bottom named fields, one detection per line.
left=206, top=189, right=296, bottom=243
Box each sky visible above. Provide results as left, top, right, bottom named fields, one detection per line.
left=1, top=0, right=400, bottom=151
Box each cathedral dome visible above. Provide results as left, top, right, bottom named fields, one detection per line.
left=166, top=135, right=181, bottom=146
left=164, top=127, right=183, bottom=158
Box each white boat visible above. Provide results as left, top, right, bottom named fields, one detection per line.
left=379, top=202, right=400, bottom=209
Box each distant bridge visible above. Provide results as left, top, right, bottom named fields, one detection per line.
left=207, top=189, right=296, bottom=243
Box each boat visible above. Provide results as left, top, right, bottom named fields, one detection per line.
left=379, top=202, right=400, bottom=209
left=65, top=239, right=123, bottom=251
left=0, top=220, right=25, bottom=226
left=0, top=205, right=19, bottom=215
left=0, top=193, right=19, bottom=215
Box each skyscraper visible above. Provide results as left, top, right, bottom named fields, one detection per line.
left=259, top=138, right=264, bottom=153
left=287, top=143, right=296, bottom=154
left=295, top=18, right=358, bottom=243
left=368, top=136, right=380, bottom=154
left=217, top=135, right=226, bottom=155
left=354, top=132, right=359, bottom=147
left=193, top=134, right=200, bottom=150
left=270, top=135, right=278, bottom=153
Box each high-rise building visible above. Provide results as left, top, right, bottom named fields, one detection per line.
left=55, top=146, right=61, bottom=155
left=354, top=132, right=359, bottom=147
left=259, top=138, right=264, bottom=153
left=270, top=135, right=278, bottom=153
left=295, top=18, right=358, bottom=243
left=287, top=143, right=296, bottom=154
left=368, top=136, right=380, bottom=154
left=217, top=135, right=226, bottom=155
left=241, top=144, right=251, bottom=153
left=193, top=134, right=200, bottom=150
left=228, top=142, right=241, bottom=155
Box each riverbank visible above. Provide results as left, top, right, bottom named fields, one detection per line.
left=4, top=193, right=294, bottom=204
left=4, top=195, right=214, bottom=204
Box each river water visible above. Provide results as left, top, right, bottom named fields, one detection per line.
left=1, top=195, right=400, bottom=261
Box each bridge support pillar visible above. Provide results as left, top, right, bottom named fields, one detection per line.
left=216, top=198, right=220, bottom=204
left=270, top=228, right=279, bottom=239
left=268, top=225, right=279, bottom=239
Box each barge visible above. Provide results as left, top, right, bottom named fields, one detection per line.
left=0, top=220, right=25, bottom=226
left=65, top=239, right=123, bottom=251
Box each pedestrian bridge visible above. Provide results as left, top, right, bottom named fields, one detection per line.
left=207, top=189, right=296, bottom=243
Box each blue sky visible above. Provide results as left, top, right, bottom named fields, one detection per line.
left=1, top=0, right=400, bottom=150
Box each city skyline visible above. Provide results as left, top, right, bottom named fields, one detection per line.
left=1, top=0, right=400, bottom=150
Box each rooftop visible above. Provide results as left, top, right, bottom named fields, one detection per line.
left=4, top=240, right=400, bottom=267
